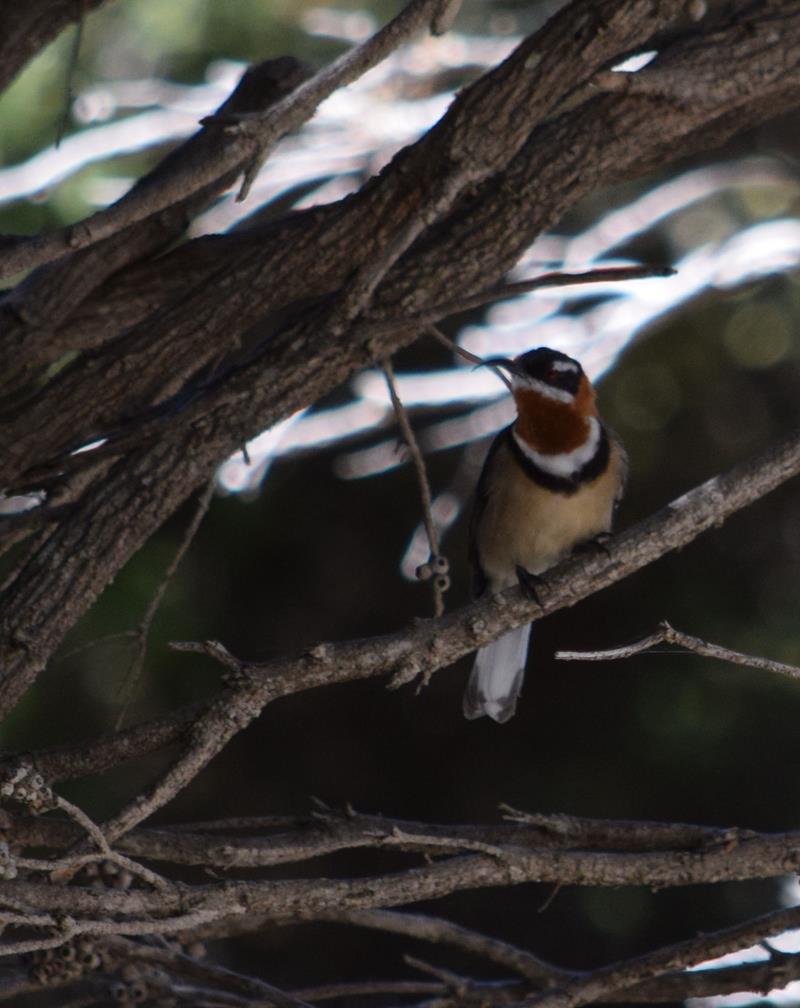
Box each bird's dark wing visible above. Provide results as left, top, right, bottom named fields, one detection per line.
left=468, top=425, right=511, bottom=599
left=607, top=425, right=628, bottom=507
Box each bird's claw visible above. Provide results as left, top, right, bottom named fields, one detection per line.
left=573, top=532, right=612, bottom=557
left=516, top=565, right=546, bottom=603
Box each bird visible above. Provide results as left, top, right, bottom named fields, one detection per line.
left=463, top=346, right=627, bottom=723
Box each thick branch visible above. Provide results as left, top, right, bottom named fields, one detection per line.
left=0, top=57, right=313, bottom=391
left=0, top=1, right=111, bottom=93
left=0, top=8, right=796, bottom=688
left=3, top=424, right=799, bottom=806
left=3, top=808, right=758, bottom=869
left=0, top=0, right=448, bottom=279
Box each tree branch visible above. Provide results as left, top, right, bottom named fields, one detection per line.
left=0, top=806, right=761, bottom=871
left=0, top=1, right=110, bottom=93
left=3, top=423, right=797, bottom=805
left=529, top=905, right=800, bottom=1008
left=0, top=0, right=449, bottom=278
left=0, top=56, right=314, bottom=391
left=556, top=620, right=800, bottom=679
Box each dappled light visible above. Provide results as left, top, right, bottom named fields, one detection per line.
left=2, top=1, right=800, bottom=1006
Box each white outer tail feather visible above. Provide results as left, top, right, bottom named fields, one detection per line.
left=463, top=623, right=532, bottom=723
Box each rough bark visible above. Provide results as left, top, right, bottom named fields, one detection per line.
left=2, top=2, right=800, bottom=1005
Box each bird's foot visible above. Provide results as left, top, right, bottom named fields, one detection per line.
left=573, top=532, right=612, bottom=557
left=516, top=565, right=546, bottom=604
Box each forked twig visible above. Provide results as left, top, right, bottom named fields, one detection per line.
left=51, top=795, right=170, bottom=891
left=326, top=908, right=568, bottom=984
left=556, top=620, right=800, bottom=680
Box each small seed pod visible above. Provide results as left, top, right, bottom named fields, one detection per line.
left=434, top=573, right=450, bottom=592
left=99, top=947, right=117, bottom=970
left=432, top=555, right=449, bottom=574
left=129, top=978, right=149, bottom=1002
left=81, top=950, right=102, bottom=971
left=415, top=562, right=433, bottom=581
left=685, top=0, right=707, bottom=19
left=58, top=943, right=76, bottom=962
left=115, top=868, right=134, bottom=890
left=110, top=981, right=130, bottom=1003
left=30, top=964, right=51, bottom=985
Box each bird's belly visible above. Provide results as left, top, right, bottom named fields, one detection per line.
left=477, top=465, right=617, bottom=592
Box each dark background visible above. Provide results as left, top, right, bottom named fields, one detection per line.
left=3, top=0, right=800, bottom=996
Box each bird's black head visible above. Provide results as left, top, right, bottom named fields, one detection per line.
left=513, top=347, right=583, bottom=397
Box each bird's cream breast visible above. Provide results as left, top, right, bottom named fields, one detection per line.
left=476, top=438, right=624, bottom=592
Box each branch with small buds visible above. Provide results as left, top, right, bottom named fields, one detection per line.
left=384, top=358, right=450, bottom=617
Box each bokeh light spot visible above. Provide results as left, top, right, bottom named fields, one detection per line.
left=724, top=302, right=792, bottom=369
left=613, top=363, right=681, bottom=432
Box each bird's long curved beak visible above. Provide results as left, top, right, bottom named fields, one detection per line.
left=478, top=356, right=522, bottom=376
left=474, top=356, right=522, bottom=390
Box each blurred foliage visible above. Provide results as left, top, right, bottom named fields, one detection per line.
left=3, top=0, right=800, bottom=997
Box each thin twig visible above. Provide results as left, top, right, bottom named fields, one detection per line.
left=293, top=980, right=445, bottom=1001
left=380, top=265, right=676, bottom=349
left=383, top=358, right=448, bottom=617
left=56, top=1, right=85, bottom=147
left=52, top=795, right=170, bottom=890
left=115, top=477, right=215, bottom=729
left=103, top=935, right=315, bottom=1008
left=0, top=908, right=224, bottom=959
left=556, top=620, right=800, bottom=680
left=404, top=954, right=470, bottom=987
left=218, top=0, right=446, bottom=200
left=426, top=324, right=513, bottom=391
left=423, top=265, right=673, bottom=381
left=527, top=904, right=800, bottom=1008
left=53, top=795, right=112, bottom=855
left=326, top=909, right=569, bottom=985
left=57, top=630, right=137, bottom=664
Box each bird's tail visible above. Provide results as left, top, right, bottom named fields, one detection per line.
left=463, top=623, right=532, bottom=723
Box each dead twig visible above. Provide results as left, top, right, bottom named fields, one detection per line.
left=528, top=904, right=800, bottom=1008
left=384, top=358, right=449, bottom=618
left=556, top=619, right=800, bottom=680
left=55, top=1, right=85, bottom=147
left=115, top=477, right=215, bottom=729
left=51, top=795, right=170, bottom=891
left=325, top=908, right=569, bottom=985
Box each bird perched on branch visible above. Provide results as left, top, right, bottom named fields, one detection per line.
left=464, top=347, right=626, bottom=723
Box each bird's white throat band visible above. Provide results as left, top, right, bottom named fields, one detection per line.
left=512, top=416, right=601, bottom=477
